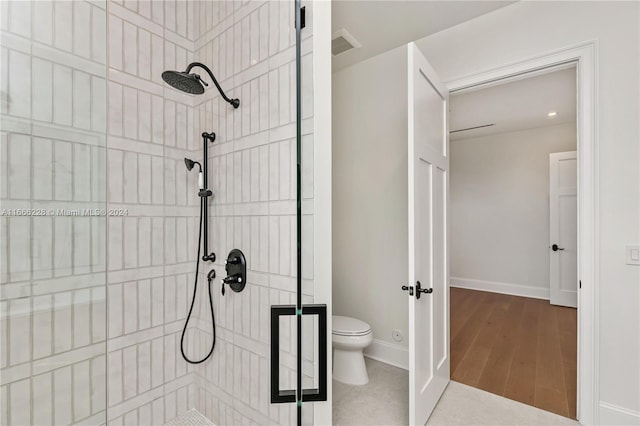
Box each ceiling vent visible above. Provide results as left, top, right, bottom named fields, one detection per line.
left=332, top=29, right=361, bottom=56
left=450, top=123, right=495, bottom=134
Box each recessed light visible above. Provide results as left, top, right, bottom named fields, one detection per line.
left=548, top=111, right=557, bottom=117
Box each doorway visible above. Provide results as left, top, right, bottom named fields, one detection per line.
left=330, top=40, right=596, bottom=423
left=448, top=66, right=578, bottom=419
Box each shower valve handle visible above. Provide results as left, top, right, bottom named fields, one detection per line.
left=221, top=274, right=242, bottom=285
left=221, top=274, right=242, bottom=296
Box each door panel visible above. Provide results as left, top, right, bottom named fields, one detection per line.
left=414, top=73, right=447, bottom=157
left=559, top=195, right=577, bottom=293
left=416, top=158, right=434, bottom=390
left=549, top=151, right=577, bottom=307
left=434, top=166, right=448, bottom=369
left=408, top=42, right=450, bottom=426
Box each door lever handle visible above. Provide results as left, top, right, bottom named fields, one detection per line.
left=415, top=281, right=433, bottom=300
left=401, top=285, right=414, bottom=296
left=552, top=244, right=565, bottom=251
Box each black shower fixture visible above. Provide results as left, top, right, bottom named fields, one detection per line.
left=184, top=157, right=205, bottom=199
left=162, top=62, right=240, bottom=109
left=221, top=249, right=247, bottom=296
left=179, top=132, right=220, bottom=365
left=166, top=66, right=240, bottom=367
left=184, top=157, right=201, bottom=172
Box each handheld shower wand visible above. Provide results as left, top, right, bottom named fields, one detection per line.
left=184, top=158, right=203, bottom=189
left=179, top=135, right=217, bottom=365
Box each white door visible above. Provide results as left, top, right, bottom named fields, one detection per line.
left=549, top=151, right=578, bottom=308
left=407, top=42, right=449, bottom=425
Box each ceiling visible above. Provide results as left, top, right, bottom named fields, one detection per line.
left=332, top=1, right=515, bottom=71
left=450, top=67, right=577, bottom=141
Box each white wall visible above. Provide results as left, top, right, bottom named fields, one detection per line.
left=416, top=2, right=639, bottom=423
left=450, top=124, right=576, bottom=299
left=332, top=46, right=410, bottom=362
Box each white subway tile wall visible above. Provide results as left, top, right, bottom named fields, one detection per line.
left=105, top=0, right=197, bottom=424
left=1, top=0, right=109, bottom=425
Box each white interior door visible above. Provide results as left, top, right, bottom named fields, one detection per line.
left=549, top=151, right=578, bottom=308
left=407, top=42, right=449, bottom=425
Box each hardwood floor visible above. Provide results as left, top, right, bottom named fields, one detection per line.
left=450, top=287, right=577, bottom=419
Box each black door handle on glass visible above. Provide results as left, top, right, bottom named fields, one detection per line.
left=552, top=244, right=565, bottom=251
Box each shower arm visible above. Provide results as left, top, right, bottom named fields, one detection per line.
left=185, top=62, right=240, bottom=108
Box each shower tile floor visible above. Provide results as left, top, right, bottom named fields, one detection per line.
left=333, top=358, right=579, bottom=425
left=165, top=409, right=214, bottom=426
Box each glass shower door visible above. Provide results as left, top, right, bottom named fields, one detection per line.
left=0, top=1, right=108, bottom=424
left=269, top=1, right=327, bottom=424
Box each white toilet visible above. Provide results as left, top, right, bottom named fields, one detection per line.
left=332, top=315, right=373, bottom=385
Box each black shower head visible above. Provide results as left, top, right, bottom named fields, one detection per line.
left=184, top=158, right=201, bottom=172
left=162, top=71, right=206, bottom=95
left=162, top=62, right=240, bottom=108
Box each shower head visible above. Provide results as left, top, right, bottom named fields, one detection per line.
left=162, top=62, right=240, bottom=109
left=184, top=158, right=202, bottom=172
left=162, top=71, right=206, bottom=95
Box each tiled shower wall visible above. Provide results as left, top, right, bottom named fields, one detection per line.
left=1, top=1, right=109, bottom=425
left=104, top=0, right=201, bottom=424
left=190, top=1, right=316, bottom=425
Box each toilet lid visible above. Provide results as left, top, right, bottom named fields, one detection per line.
left=332, top=315, right=371, bottom=336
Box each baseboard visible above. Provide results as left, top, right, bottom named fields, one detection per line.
left=450, top=277, right=550, bottom=300
left=363, top=339, right=408, bottom=370
left=599, top=402, right=640, bottom=425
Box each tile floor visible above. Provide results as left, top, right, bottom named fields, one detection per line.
left=333, top=358, right=410, bottom=425
left=333, top=358, right=579, bottom=426
left=165, top=409, right=214, bottom=426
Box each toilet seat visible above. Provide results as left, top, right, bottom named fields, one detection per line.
left=332, top=315, right=371, bottom=336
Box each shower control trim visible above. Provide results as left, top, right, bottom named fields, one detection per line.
left=221, top=249, right=246, bottom=295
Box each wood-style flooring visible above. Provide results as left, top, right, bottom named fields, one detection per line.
left=450, top=287, right=577, bottom=419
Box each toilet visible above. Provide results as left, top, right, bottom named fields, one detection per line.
left=332, top=315, right=373, bottom=385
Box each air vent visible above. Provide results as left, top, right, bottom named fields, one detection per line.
left=450, top=123, right=495, bottom=134
left=332, top=29, right=361, bottom=56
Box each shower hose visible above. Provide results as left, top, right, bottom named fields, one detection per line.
left=180, top=197, right=217, bottom=364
